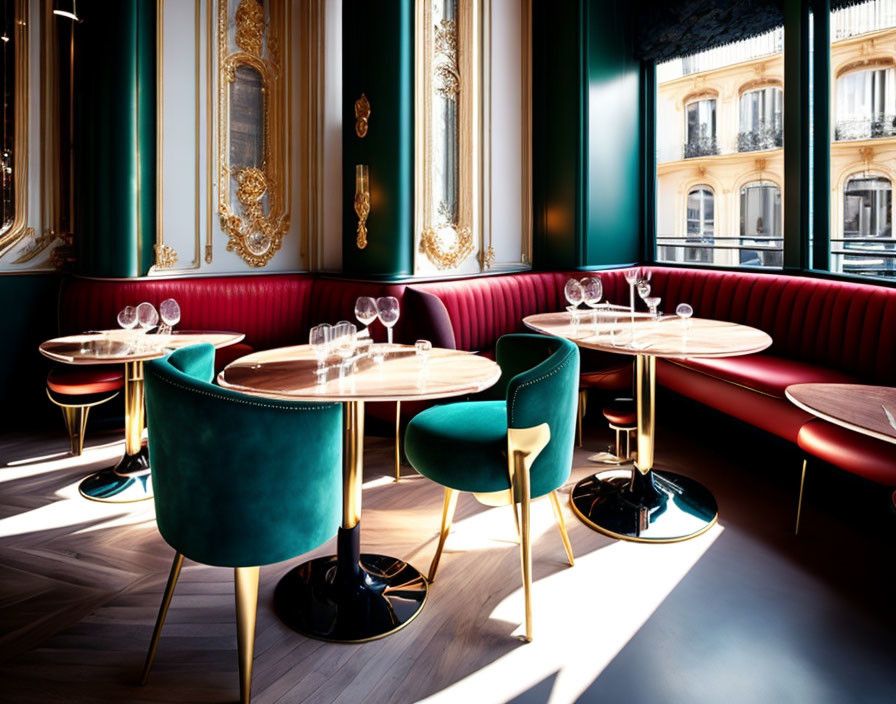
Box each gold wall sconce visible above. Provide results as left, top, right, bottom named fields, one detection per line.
left=355, top=165, right=369, bottom=249
left=355, top=94, right=370, bottom=138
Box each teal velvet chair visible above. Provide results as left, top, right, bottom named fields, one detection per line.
left=404, top=334, right=580, bottom=642
left=141, top=344, right=342, bottom=703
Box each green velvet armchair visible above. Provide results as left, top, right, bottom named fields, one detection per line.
left=141, top=344, right=342, bottom=703
left=404, top=333, right=580, bottom=642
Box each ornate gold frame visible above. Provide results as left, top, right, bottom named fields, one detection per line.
left=217, top=0, right=289, bottom=268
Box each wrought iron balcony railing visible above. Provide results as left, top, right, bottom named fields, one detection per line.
left=834, top=115, right=896, bottom=141
left=737, top=125, right=783, bottom=152
left=683, top=137, right=719, bottom=159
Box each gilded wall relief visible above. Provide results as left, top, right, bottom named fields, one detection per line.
left=217, top=0, right=289, bottom=268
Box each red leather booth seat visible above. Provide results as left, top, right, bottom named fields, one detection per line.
left=47, top=366, right=125, bottom=396
left=797, top=420, right=896, bottom=485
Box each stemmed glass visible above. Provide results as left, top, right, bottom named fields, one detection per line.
left=376, top=297, right=400, bottom=346
left=645, top=296, right=662, bottom=320
left=333, top=321, right=357, bottom=380
left=110, top=306, right=138, bottom=354
left=676, top=303, right=694, bottom=331
left=580, top=276, right=603, bottom=333
left=310, top=324, right=331, bottom=383
left=136, top=302, right=159, bottom=351
left=564, top=278, right=585, bottom=323
left=158, top=298, right=181, bottom=335
left=636, top=281, right=651, bottom=309
left=354, top=297, right=377, bottom=337
left=624, top=268, right=640, bottom=313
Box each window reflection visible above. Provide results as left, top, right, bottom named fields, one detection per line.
left=229, top=64, right=265, bottom=169
left=0, top=0, right=14, bottom=234
left=740, top=181, right=782, bottom=267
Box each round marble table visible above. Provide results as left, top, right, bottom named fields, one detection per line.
left=524, top=311, right=772, bottom=542
left=785, top=383, right=896, bottom=446
left=218, top=344, right=501, bottom=643
left=40, top=330, right=245, bottom=503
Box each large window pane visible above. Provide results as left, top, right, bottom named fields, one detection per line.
left=830, top=0, right=896, bottom=279
left=656, top=27, right=784, bottom=268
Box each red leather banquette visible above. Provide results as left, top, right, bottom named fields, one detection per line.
left=405, top=266, right=896, bottom=490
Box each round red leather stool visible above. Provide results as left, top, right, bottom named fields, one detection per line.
left=603, top=397, right=637, bottom=462
left=46, top=366, right=124, bottom=456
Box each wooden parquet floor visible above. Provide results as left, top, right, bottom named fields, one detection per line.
left=1, top=403, right=896, bottom=704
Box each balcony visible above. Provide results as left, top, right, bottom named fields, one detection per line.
left=835, top=115, right=896, bottom=141
left=683, top=136, right=719, bottom=159
left=831, top=236, right=896, bottom=278
left=737, top=124, right=783, bottom=152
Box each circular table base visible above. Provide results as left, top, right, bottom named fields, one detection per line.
left=78, top=447, right=153, bottom=503
left=571, top=468, right=718, bottom=543
left=275, top=553, right=428, bottom=643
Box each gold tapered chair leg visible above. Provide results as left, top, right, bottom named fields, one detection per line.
left=507, top=424, right=550, bottom=643
left=395, top=401, right=402, bottom=481
left=549, top=491, right=575, bottom=567
left=576, top=390, right=586, bottom=447
left=234, top=566, right=259, bottom=704
left=141, top=552, right=184, bottom=685
left=61, top=405, right=90, bottom=456
left=428, top=488, right=458, bottom=583
left=795, top=459, right=807, bottom=536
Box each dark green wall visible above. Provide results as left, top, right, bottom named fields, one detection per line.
left=0, top=276, right=60, bottom=429
left=73, top=0, right=155, bottom=278
left=533, top=0, right=642, bottom=269
left=342, top=0, right=414, bottom=278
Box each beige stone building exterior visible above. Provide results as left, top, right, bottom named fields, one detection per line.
left=657, top=23, right=896, bottom=275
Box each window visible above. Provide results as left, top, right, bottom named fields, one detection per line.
left=738, top=86, right=783, bottom=152
left=685, top=99, right=718, bottom=158
left=834, top=174, right=894, bottom=276
left=684, top=186, right=714, bottom=262
left=740, top=181, right=783, bottom=267
left=835, top=66, right=896, bottom=140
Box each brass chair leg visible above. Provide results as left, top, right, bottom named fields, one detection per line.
left=507, top=424, right=550, bottom=643
left=141, top=552, right=184, bottom=684
left=549, top=491, right=575, bottom=567
left=395, top=401, right=402, bottom=482
left=576, top=390, right=586, bottom=447
left=61, top=405, right=90, bottom=456
left=795, top=459, right=807, bottom=536
left=428, top=488, right=458, bottom=583
left=234, top=566, right=260, bottom=704
left=615, top=428, right=621, bottom=458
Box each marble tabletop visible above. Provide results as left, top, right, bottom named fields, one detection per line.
left=786, top=383, right=896, bottom=446
left=39, top=330, right=246, bottom=364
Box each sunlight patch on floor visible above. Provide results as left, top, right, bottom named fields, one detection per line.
left=418, top=523, right=724, bottom=704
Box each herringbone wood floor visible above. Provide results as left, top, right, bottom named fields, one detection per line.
left=1, top=399, right=895, bottom=704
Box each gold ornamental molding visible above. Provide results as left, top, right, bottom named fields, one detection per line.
left=218, top=0, right=290, bottom=268
left=354, top=94, right=370, bottom=138
left=480, top=243, right=495, bottom=269
left=433, top=19, right=459, bottom=101
left=420, top=225, right=474, bottom=270
left=153, top=243, right=179, bottom=269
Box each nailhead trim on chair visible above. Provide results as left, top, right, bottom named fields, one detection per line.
left=508, top=348, right=577, bottom=427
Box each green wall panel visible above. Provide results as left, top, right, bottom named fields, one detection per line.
left=342, top=0, right=414, bottom=278
left=0, top=275, right=60, bottom=428
left=73, top=0, right=156, bottom=278
left=533, top=0, right=642, bottom=270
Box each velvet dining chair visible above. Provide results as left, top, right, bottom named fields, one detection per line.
left=404, top=333, right=580, bottom=642
left=141, top=344, right=342, bottom=703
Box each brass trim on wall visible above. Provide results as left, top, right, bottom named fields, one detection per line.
left=354, top=93, right=370, bottom=138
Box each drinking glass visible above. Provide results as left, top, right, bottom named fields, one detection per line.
left=310, top=324, right=331, bottom=382
left=117, top=306, right=137, bottom=330
left=636, top=281, right=651, bottom=306
left=159, top=298, right=181, bottom=335
left=624, top=268, right=640, bottom=313
left=564, top=278, right=584, bottom=324
left=581, top=276, right=603, bottom=332
left=676, top=303, right=694, bottom=331
left=354, top=296, right=378, bottom=335
left=136, top=302, right=159, bottom=350
left=376, top=297, right=400, bottom=346
left=333, top=321, right=357, bottom=379
left=645, top=296, right=661, bottom=320
left=415, top=339, right=432, bottom=362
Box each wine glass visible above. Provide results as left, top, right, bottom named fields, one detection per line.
left=115, top=306, right=139, bottom=353
left=645, top=296, right=662, bottom=320
left=354, top=296, right=377, bottom=336
left=310, top=324, right=331, bottom=382
left=333, top=321, right=357, bottom=379
left=376, top=297, right=400, bottom=346
left=676, top=303, right=694, bottom=331
left=636, top=281, right=651, bottom=307
left=581, top=277, right=603, bottom=332
left=159, top=298, right=181, bottom=335
left=624, top=268, right=640, bottom=313
left=564, top=278, right=585, bottom=322
left=136, top=302, right=159, bottom=350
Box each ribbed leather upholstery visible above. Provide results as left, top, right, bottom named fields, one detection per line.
left=798, top=419, right=896, bottom=485
left=47, top=366, right=124, bottom=396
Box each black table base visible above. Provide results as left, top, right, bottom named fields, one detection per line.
left=570, top=467, right=718, bottom=542
left=274, top=525, right=428, bottom=643
left=78, top=446, right=153, bottom=503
